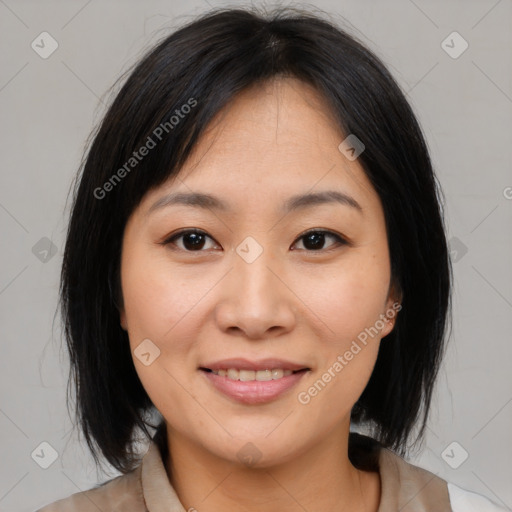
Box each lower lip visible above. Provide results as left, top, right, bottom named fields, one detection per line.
left=200, top=369, right=308, bottom=405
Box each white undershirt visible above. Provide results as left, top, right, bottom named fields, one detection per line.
left=448, top=482, right=510, bottom=511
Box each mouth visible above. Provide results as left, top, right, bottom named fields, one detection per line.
left=199, top=367, right=309, bottom=381
left=198, top=358, right=311, bottom=404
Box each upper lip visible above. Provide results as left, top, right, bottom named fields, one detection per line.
left=200, top=358, right=310, bottom=372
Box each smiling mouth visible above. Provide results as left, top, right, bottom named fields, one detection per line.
left=199, top=366, right=310, bottom=404
left=200, top=367, right=309, bottom=382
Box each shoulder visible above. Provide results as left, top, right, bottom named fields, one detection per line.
left=447, top=482, right=509, bottom=512
left=350, top=434, right=507, bottom=512
left=380, top=448, right=508, bottom=512
left=35, top=464, right=144, bottom=512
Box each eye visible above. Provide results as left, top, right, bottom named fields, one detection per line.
left=292, top=230, right=347, bottom=252
left=161, top=229, right=219, bottom=252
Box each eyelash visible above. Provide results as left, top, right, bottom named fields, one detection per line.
left=160, top=228, right=349, bottom=253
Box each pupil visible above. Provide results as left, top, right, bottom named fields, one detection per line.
left=305, top=232, right=324, bottom=250
left=184, top=232, right=204, bottom=250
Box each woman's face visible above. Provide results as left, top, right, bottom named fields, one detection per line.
left=119, top=77, right=400, bottom=467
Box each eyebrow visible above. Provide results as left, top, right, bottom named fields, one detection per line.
left=147, top=190, right=363, bottom=216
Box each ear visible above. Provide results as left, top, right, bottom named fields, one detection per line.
left=380, top=279, right=403, bottom=338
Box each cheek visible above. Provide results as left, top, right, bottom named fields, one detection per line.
left=311, top=274, right=383, bottom=386
left=303, top=252, right=390, bottom=347
left=294, top=278, right=384, bottom=432
left=293, top=251, right=389, bottom=408
left=121, top=250, right=210, bottom=413
left=121, top=247, right=208, bottom=345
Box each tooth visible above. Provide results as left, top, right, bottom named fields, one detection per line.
left=271, top=369, right=284, bottom=379
left=217, top=368, right=294, bottom=381
left=256, top=369, right=273, bottom=381
left=239, top=370, right=256, bottom=381
left=227, top=369, right=239, bottom=380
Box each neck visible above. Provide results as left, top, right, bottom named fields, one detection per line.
left=164, top=424, right=380, bottom=512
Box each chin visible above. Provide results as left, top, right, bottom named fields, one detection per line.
left=203, top=430, right=305, bottom=469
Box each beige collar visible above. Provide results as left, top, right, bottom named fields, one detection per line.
left=141, top=441, right=186, bottom=511
left=376, top=442, right=451, bottom=511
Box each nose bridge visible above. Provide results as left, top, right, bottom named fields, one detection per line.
left=214, top=234, right=295, bottom=338
left=233, top=234, right=278, bottom=305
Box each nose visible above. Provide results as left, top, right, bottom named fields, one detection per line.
left=214, top=243, right=296, bottom=340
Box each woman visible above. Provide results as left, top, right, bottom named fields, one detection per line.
left=37, top=5, right=506, bottom=512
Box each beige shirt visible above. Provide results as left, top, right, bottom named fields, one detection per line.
left=36, top=433, right=505, bottom=511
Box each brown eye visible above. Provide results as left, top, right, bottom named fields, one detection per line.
left=292, top=230, right=347, bottom=251
left=163, top=229, right=218, bottom=252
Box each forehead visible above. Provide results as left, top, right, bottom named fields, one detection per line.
left=181, top=77, right=346, bottom=174
left=142, top=77, right=380, bottom=217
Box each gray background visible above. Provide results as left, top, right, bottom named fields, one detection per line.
left=1, top=0, right=511, bottom=511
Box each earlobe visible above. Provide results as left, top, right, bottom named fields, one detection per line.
left=380, top=314, right=396, bottom=339
left=377, top=314, right=396, bottom=341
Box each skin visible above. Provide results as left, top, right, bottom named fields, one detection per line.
left=119, top=76, right=401, bottom=512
